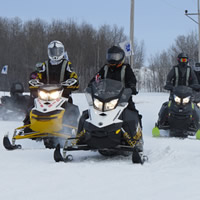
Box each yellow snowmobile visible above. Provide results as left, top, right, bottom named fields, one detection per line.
left=3, top=79, right=80, bottom=150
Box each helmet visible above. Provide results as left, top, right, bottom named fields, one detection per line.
left=177, top=53, right=188, bottom=67
left=106, top=46, right=125, bottom=67
left=47, top=40, right=65, bottom=62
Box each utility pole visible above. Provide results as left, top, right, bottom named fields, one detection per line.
left=185, top=0, right=200, bottom=62
left=130, top=0, right=134, bottom=68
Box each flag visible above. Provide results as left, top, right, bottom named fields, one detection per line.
left=1, top=65, right=8, bottom=74
left=119, top=40, right=133, bottom=56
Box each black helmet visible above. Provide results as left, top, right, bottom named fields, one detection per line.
left=177, top=53, right=189, bottom=66
left=10, top=82, right=24, bottom=97
left=106, top=46, right=125, bottom=66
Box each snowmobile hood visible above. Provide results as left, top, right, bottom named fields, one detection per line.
left=173, top=86, right=192, bottom=98
left=38, top=84, right=63, bottom=92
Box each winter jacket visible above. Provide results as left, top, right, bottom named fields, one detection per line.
left=165, top=64, right=198, bottom=88
left=29, top=59, right=79, bottom=98
left=89, top=63, right=137, bottom=95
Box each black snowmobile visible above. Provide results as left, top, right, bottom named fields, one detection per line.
left=152, top=85, right=200, bottom=138
left=0, top=82, right=30, bottom=120
left=54, top=79, right=147, bottom=164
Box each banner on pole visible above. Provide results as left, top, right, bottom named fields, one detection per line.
left=119, top=40, right=133, bottom=56
left=1, top=65, right=8, bottom=74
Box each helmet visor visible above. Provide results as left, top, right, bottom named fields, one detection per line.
left=49, top=47, right=64, bottom=58
left=106, top=52, right=124, bottom=62
left=179, top=58, right=188, bottom=63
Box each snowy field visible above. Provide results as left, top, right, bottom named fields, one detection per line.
left=0, top=92, right=200, bottom=200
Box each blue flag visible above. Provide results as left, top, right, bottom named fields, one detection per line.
left=1, top=65, right=8, bottom=74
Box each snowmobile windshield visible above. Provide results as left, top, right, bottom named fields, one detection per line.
left=91, top=79, right=124, bottom=101
left=39, top=84, right=62, bottom=92
left=173, top=86, right=192, bottom=99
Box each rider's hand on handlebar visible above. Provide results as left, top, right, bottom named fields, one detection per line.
left=61, top=78, right=77, bottom=87
left=29, top=79, right=44, bottom=87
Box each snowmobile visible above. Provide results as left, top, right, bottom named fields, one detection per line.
left=54, top=79, right=147, bottom=164
left=0, top=82, right=30, bottom=121
left=152, top=85, right=200, bottom=138
left=3, top=78, right=80, bottom=150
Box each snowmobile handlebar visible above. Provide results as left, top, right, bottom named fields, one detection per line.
left=29, top=78, right=77, bottom=88
left=61, top=78, right=77, bottom=87
left=29, top=79, right=44, bottom=87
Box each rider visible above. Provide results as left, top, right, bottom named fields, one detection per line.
left=165, top=53, right=198, bottom=90
left=158, top=53, right=198, bottom=127
left=29, top=40, right=79, bottom=103
left=24, top=40, right=79, bottom=125
left=89, top=45, right=138, bottom=110
left=78, top=45, right=143, bottom=152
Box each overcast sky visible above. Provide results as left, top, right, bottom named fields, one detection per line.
left=0, top=0, right=198, bottom=63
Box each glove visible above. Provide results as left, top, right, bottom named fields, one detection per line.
left=131, top=87, right=138, bottom=95
left=164, top=84, right=173, bottom=91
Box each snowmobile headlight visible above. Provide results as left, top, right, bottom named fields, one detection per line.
left=94, top=98, right=103, bottom=111
left=182, top=96, right=190, bottom=104
left=174, top=95, right=181, bottom=104
left=197, top=102, right=200, bottom=108
left=38, top=91, right=49, bottom=101
left=49, top=91, right=61, bottom=100
left=104, top=99, right=118, bottom=111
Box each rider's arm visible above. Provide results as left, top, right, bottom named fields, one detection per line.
left=165, top=67, right=175, bottom=88
left=125, top=65, right=138, bottom=95
left=88, top=66, right=105, bottom=87
left=190, top=68, right=199, bottom=85
left=64, top=62, right=79, bottom=90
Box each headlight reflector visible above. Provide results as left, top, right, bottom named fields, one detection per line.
left=49, top=91, right=61, bottom=100
left=104, top=99, right=118, bottom=111
left=39, top=91, right=48, bottom=101
left=182, top=96, right=190, bottom=104
left=94, top=98, right=103, bottom=111
left=174, top=96, right=181, bottom=104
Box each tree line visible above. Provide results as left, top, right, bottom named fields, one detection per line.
left=0, top=17, right=144, bottom=92
left=0, top=17, right=198, bottom=93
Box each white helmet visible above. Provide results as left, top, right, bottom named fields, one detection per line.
left=47, top=40, right=65, bottom=62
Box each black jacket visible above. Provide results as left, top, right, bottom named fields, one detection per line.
left=165, top=64, right=198, bottom=87
left=29, top=59, right=79, bottom=97
left=89, top=63, right=137, bottom=95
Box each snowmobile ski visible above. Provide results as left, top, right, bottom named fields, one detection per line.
left=152, top=126, right=160, bottom=137
left=132, top=149, right=148, bottom=164
left=196, top=129, right=200, bottom=139
left=54, top=144, right=73, bottom=162
left=3, top=135, right=21, bottom=150
left=54, top=144, right=64, bottom=162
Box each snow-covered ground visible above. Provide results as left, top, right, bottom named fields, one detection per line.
left=1, top=92, right=200, bottom=200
